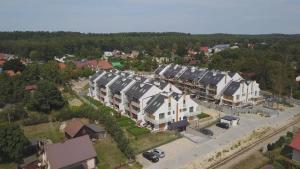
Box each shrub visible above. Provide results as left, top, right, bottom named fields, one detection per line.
left=22, top=112, right=49, bottom=126
left=197, top=112, right=210, bottom=119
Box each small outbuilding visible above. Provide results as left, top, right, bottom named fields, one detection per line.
left=64, top=119, right=106, bottom=140
left=220, top=116, right=240, bottom=126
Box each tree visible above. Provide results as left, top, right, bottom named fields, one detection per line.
left=41, top=61, right=62, bottom=84
left=2, top=59, right=25, bottom=72
left=0, top=123, right=29, bottom=162
left=27, top=80, right=65, bottom=112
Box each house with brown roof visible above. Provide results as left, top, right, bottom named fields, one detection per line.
left=64, top=119, right=106, bottom=140
left=289, top=132, right=300, bottom=163
left=98, top=60, right=112, bottom=70
left=41, top=135, right=97, bottom=169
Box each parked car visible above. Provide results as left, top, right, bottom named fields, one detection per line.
left=216, top=122, right=229, bottom=129
left=199, top=128, right=213, bottom=136
left=143, top=151, right=159, bottom=162
left=152, top=148, right=165, bottom=158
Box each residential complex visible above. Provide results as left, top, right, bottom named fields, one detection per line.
left=155, top=64, right=262, bottom=107
left=89, top=70, right=200, bottom=131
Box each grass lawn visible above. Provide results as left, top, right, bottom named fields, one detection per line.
left=94, top=136, right=142, bottom=169
left=22, top=121, right=65, bottom=143
left=130, top=131, right=181, bottom=154
left=229, top=151, right=269, bottom=169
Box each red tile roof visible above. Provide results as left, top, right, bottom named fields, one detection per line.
left=0, top=60, right=5, bottom=67
left=200, top=46, right=209, bottom=52
left=289, top=132, right=300, bottom=151
left=6, top=70, right=15, bottom=76
left=25, top=85, right=37, bottom=91
left=58, top=63, right=66, bottom=70
left=98, top=60, right=112, bottom=70
left=64, top=119, right=84, bottom=138
left=87, top=60, right=98, bottom=67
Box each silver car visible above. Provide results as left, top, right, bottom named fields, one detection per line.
left=152, top=148, right=165, bottom=158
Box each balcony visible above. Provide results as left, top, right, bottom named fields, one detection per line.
left=114, top=93, right=122, bottom=100
left=131, top=100, right=140, bottom=108
left=100, top=88, right=106, bottom=93
left=144, top=115, right=172, bottom=125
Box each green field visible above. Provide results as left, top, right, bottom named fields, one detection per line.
left=22, top=121, right=65, bottom=143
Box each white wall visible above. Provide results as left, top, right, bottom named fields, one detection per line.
left=86, top=158, right=96, bottom=169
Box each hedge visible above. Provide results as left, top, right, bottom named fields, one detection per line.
left=127, top=127, right=150, bottom=137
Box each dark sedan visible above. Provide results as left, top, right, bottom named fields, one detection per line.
left=143, top=151, right=159, bottom=163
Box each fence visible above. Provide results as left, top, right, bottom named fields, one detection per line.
left=198, top=100, right=279, bottom=117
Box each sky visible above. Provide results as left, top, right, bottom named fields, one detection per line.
left=0, top=0, right=300, bottom=34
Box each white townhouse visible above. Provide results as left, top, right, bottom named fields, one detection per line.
left=220, top=80, right=261, bottom=107
left=88, top=70, right=106, bottom=98
left=144, top=92, right=199, bottom=131
left=108, top=77, right=136, bottom=113
left=124, top=82, right=162, bottom=125
left=154, top=64, right=262, bottom=107
left=147, top=79, right=182, bottom=94
left=96, top=72, right=120, bottom=104
left=197, top=70, right=233, bottom=101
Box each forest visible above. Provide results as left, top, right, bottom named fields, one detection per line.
left=0, top=31, right=300, bottom=98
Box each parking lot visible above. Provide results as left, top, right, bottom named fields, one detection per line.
left=137, top=104, right=300, bottom=169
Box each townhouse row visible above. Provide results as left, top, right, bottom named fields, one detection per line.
left=88, top=70, right=200, bottom=131
left=155, top=64, right=263, bottom=107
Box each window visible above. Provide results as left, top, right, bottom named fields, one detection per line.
left=168, top=102, right=171, bottom=107
left=189, top=107, right=194, bottom=112
left=159, top=113, right=165, bottom=119
left=183, top=99, right=186, bottom=104
left=236, top=95, right=240, bottom=100
left=181, top=108, right=187, bottom=112
left=173, top=111, right=175, bottom=114
left=179, top=117, right=181, bottom=121
left=255, top=91, right=257, bottom=96
left=172, top=119, right=175, bottom=122
left=168, top=111, right=171, bottom=115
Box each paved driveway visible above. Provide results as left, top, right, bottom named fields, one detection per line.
left=137, top=105, right=300, bottom=169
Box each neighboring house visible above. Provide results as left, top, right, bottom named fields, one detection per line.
left=144, top=92, right=199, bottom=131
left=25, top=85, right=38, bottom=92
left=200, top=46, right=209, bottom=53
left=212, top=44, right=230, bottom=53
left=64, top=119, right=106, bottom=140
left=289, top=132, right=300, bottom=163
left=98, top=60, right=113, bottom=70
left=155, top=57, right=170, bottom=64
left=41, top=135, right=97, bottom=169
left=220, top=116, right=239, bottom=126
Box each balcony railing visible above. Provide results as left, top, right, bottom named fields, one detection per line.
left=131, top=101, right=140, bottom=108
left=144, top=115, right=172, bottom=125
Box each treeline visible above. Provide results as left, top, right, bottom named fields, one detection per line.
left=1, top=31, right=300, bottom=60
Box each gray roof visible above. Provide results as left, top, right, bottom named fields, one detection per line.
left=179, top=67, right=206, bottom=82
left=133, top=75, right=148, bottom=83
left=170, top=92, right=181, bottom=101
left=198, top=71, right=225, bottom=85
left=90, top=70, right=104, bottom=82
left=125, top=82, right=153, bottom=100
left=85, top=124, right=105, bottom=133
left=96, top=73, right=117, bottom=87
left=223, top=81, right=240, bottom=96
left=154, top=65, right=166, bottom=74
left=147, top=79, right=168, bottom=90
left=144, top=94, right=166, bottom=113
left=109, top=77, right=134, bottom=94
left=45, top=135, right=97, bottom=169
left=116, top=71, right=130, bottom=77
left=163, top=64, right=183, bottom=78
